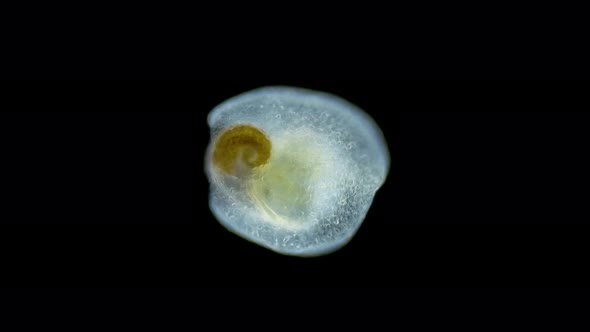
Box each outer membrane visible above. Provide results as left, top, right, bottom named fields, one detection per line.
left=205, top=87, right=390, bottom=256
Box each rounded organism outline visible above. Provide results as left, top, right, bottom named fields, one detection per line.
left=205, top=86, right=390, bottom=256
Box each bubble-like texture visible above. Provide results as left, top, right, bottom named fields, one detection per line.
left=205, top=86, right=390, bottom=256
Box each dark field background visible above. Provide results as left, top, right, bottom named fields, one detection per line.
left=1, top=81, right=588, bottom=288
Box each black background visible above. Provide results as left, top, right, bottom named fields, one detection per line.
left=1, top=80, right=588, bottom=288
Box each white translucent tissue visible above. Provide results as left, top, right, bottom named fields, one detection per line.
left=205, top=86, right=390, bottom=256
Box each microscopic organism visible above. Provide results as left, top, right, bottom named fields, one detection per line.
left=205, top=87, right=390, bottom=256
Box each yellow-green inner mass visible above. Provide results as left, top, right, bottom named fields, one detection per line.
left=213, top=124, right=318, bottom=227
left=248, top=152, right=314, bottom=225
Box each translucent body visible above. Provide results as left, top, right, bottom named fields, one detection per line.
left=205, top=87, right=390, bottom=256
